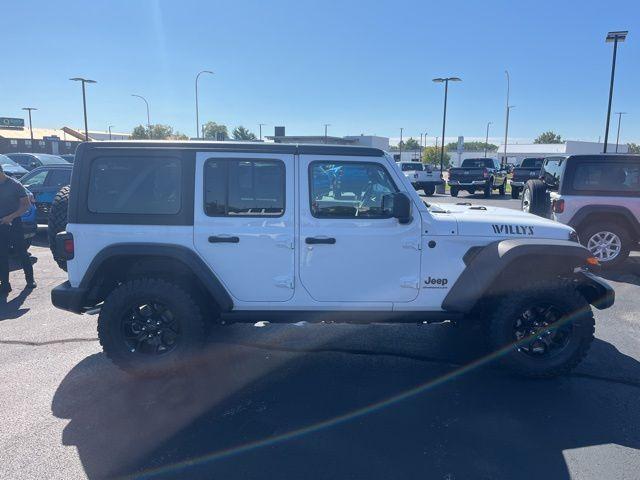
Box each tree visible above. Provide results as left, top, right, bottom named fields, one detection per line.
left=627, top=143, right=640, bottom=154
left=130, top=124, right=177, bottom=140
left=202, top=122, right=229, bottom=140
left=423, top=146, right=450, bottom=168
left=534, top=131, right=563, bottom=144
left=403, top=137, right=421, bottom=151
left=445, top=141, right=498, bottom=152
left=232, top=126, right=257, bottom=141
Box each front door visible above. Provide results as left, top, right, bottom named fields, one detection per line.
left=299, top=155, right=422, bottom=303
left=194, top=152, right=295, bottom=302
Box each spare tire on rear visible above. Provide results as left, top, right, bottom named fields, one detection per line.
left=521, top=179, right=550, bottom=218
left=48, top=185, right=70, bottom=271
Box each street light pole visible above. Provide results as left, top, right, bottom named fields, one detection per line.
left=399, top=127, right=403, bottom=161
left=433, top=77, right=462, bottom=176
left=108, top=125, right=114, bottom=140
left=258, top=123, right=266, bottom=141
left=70, top=77, right=96, bottom=141
left=503, top=70, right=510, bottom=166
left=131, top=94, right=151, bottom=137
left=195, top=70, right=214, bottom=139
left=604, top=31, right=628, bottom=153
left=484, top=121, right=492, bottom=158
left=615, top=112, right=627, bottom=152
left=324, top=124, right=331, bottom=143
left=21, top=107, right=37, bottom=142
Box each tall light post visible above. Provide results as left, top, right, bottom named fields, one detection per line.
left=21, top=107, right=37, bottom=142
left=603, top=31, right=628, bottom=153
left=503, top=70, right=511, bottom=166
left=195, top=70, right=214, bottom=139
left=69, top=77, right=96, bottom=141
left=484, top=121, right=492, bottom=157
left=399, top=127, right=404, bottom=160
left=615, top=112, right=627, bottom=152
left=108, top=125, right=114, bottom=140
left=433, top=77, right=462, bottom=177
left=324, top=124, right=331, bottom=143
left=131, top=94, right=151, bottom=137
left=258, top=123, right=266, bottom=141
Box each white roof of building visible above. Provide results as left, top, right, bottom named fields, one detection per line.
left=497, top=143, right=567, bottom=154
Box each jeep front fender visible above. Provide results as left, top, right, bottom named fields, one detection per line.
left=442, top=239, right=592, bottom=313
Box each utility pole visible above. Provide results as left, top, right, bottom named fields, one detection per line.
left=615, top=112, right=627, bottom=152
left=70, top=77, right=96, bottom=141
left=108, top=125, right=114, bottom=140
left=131, top=94, right=151, bottom=137
left=484, top=121, right=492, bottom=158
left=399, top=127, right=403, bottom=161
left=258, top=123, right=266, bottom=141
left=21, top=107, right=37, bottom=142
left=195, top=70, right=214, bottom=139
left=324, top=124, right=331, bottom=143
left=503, top=70, right=510, bottom=166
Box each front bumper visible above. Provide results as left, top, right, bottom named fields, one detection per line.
left=576, top=271, right=615, bottom=310
left=51, top=281, right=88, bottom=314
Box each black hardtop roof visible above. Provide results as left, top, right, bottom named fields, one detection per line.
left=78, top=140, right=386, bottom=158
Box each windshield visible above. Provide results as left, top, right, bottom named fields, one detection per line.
left=461, top=158, right=493, bottom=168
left=401, top=163, right=424, bottom=171
left=36, top=154, right=68, bottom=165
left=0, top=154, right=20, bottom=167
left=520, top=158, right=544, bottom=168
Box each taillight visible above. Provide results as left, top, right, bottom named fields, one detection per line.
left=552, top=199, right=565, bottom=214
left=483, top=168, right=489, bottom=178
left=55, top=232, right=75, bottom=260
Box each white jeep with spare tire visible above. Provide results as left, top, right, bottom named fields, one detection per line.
left=49, top=141, right=614, bottom=378
left=522, top=154, right=640, bottom=268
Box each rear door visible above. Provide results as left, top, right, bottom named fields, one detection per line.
left=299, top=154, right=422, bottom=303
left=193, top=152, right=295, bottom=302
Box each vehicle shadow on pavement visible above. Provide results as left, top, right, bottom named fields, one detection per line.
left=51, top=324, right=640, bottom=480
left=599, top=257, right=640, bottom=287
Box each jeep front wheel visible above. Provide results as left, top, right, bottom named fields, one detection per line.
left=488, top=281, right=594, bottom=377
left=581, top=222, right=631, bottom=269
left=98, top=278, right=206, bottom=375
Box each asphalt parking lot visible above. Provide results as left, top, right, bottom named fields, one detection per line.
left=1, top=200, right=639, bottom=479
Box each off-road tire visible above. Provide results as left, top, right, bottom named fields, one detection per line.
left=423, top=184, right=436, bottom=196
left=522, top=179, right=549, bottom=217
left=498, top=180, right=506, bottom=196
left=511, top=187, right=520, bottom=199
left=98, top=278, right=206, bottom=376
left=580, top=221, right=631, bottom=269
left=450, top=186, right=459, bottom=197
left=47, top=185, right=70, bottom=271
left=488, top=280, right=595, bottom=378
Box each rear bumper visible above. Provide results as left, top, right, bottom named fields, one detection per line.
left=412, top=179, right=443, bottom=186
left=576, top=271, right=615, bottom=310
left=448, top=180, right=487, bottom=186
left=509, top=180, right=526, bottom=187
left=51, top=281, right=88, bottom=314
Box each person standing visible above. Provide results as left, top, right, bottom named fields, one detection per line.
left=0, top=164, right=35, bottom=295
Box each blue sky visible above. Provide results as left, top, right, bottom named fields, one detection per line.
left=1, top=0, right=638, bottom=145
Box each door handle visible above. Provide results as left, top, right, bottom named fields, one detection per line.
left=208, top=235, right=240, bottom=243
left=305, top=237, right=336, bottom=245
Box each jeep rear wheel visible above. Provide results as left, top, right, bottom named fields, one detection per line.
left=488, top=280, right=594, bottom=378
left=98, top=278, right=206, bottom=375
left=47, top=185, right=70, bottom=271
left=581, top=222, right=631, bottom=269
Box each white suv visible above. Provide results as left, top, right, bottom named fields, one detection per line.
left=50, top=141, right=613, bottom=377
left=522, top=154, right=640, bottom=268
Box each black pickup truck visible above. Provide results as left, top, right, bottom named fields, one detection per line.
left=448, top=157, right=508, bottom=198
left=509, top=157, right=545, bottom=199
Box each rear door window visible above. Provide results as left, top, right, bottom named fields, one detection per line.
left=204, top=159, right=285, bottom=216
left=88, top=156, right=182, bottom=214
left=45, top=169, right=71, bottom=189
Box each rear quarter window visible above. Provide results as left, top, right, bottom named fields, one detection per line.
left=88, top=156, right=182, bottom=214
left=572, top=162, right=640, bottom=194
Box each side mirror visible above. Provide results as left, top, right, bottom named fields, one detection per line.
left=383, top=192, right=412, bottom=224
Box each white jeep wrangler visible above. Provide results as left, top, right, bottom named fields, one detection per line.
left=50, top=141, right=614, bottom=377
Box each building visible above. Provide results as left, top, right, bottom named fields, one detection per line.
left=266, top=127, right=389, bottom=150
left=0, top=118, right=131, bottom=155
left=449, top=140, right=630, bottom=167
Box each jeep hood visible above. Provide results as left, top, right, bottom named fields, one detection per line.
left=429, top=202, right=575, bottom=240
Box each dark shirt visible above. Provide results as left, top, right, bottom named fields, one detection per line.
left=0, top=176, right=27, bottom=218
